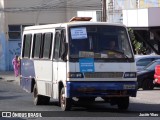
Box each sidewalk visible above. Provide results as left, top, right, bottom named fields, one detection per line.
left=0, top=71, right=20, bottom=84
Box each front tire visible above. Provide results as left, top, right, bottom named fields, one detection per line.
left=60, top=88, right=72, bottom=111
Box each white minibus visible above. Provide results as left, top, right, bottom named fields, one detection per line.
left=20, top=17, right=137, bottom=111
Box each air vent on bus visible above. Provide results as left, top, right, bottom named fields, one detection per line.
left=45, top=83, right=52, bottom=96
left=84, top=72, right=123, bottom=78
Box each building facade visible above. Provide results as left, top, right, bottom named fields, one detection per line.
left=0, top=0, right=100, bottom=71
left=139, top=0, right=160, bottom=8
left=107, top=0, right=160, bottom=23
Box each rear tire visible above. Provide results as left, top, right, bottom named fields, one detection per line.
left=33, top=84, right=50, bottom=105
left=33, top=84, right=41, bottom=105
left=60, top=88, right=72, bottom=111
left=117, top=97, right=129, bottom=110
left=142, top=79, right=154, bottom=90
left=41, top=96, right=50, bottom=105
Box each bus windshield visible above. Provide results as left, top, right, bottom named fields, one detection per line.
left=69, top=25, right=133, bottom=61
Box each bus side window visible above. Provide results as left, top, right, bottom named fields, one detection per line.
left=53, top=31, right=61, bottom=60
left=32, top=33, right=42, bottom=58
left=22, top=34, right=32, bottom=58
left=42, top=33, right=53, bottom=59
left=60, top=29, right=67, bottom=60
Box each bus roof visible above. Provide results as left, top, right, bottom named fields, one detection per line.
left=24, top=21, right=126, bottom=31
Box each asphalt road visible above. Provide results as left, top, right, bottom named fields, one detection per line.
left=0, top=78, right=160, bottom=120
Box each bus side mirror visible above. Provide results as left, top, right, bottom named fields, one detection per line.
left=61, top=43, right=68, bottom=61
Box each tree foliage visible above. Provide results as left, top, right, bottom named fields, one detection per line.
left=128, top=28, right=147, bottom=54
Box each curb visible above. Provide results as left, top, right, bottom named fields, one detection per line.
left=1, top=77, right=20, bottom=85
left=0, top=72, right=19, bottom=85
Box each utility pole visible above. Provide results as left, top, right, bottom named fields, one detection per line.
left=136, top=0, right=139, bottom=8
left=102, top=0, right=107, bottom=22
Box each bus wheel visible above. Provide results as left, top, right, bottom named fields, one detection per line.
left=60, top=88, right=72, bottom=111
left=117, top=97, right=129, bottom=110
left=33, top=84, right=43, bottom=105
left=43, top=96, right=50, bottom=105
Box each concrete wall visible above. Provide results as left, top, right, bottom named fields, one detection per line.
left=2, top=0, right=68, bottom=71
left=2, top=0, right=101, bottom=27
left=0, top=0, right=102, bottom=71
left=66, top=0, right=101, bottom=21
left=148, top=7, right=160, bottom=26
left=123, top=8, right=160, bottom=27
left=4, top=0, right=67, bottom=25
left=0, top=33, right=6, bottom=71
left=0, top=0, right=7, bottom=71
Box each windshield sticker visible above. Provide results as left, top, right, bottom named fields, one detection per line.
left=79, top=58, right=95, bottom=72
left=79, top=51, right=94, bottom=58
left=101, top=54, right=108, bottom=58
left=71, top=27, right=87, bottom=39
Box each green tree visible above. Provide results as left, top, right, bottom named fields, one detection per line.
left=128, top=28, right=147, bottom=54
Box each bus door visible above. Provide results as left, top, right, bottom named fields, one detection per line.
left=52, top=29, right=67, bottom=99
left=33, top=33, right=53, bottom=96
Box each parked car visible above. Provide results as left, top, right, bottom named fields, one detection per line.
left=135, top=55, right=160, bottom=71
left=154, top=65, right=160, bottom=85
left=137, top=59, right=160, bottom=90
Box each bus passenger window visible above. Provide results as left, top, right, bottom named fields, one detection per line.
left=22, top=34, right=32, bottom=58
left=53, top=32, right=61, bottom=59
left=32, top=33, right=42, bottom=58
left=42, top=33, right=52, bottom=59
left=60, top=29, right=66, bottom=59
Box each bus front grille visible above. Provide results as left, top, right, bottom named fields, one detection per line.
left=84, top=72, right=123, bottom=78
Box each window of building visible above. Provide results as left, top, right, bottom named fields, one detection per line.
left=8, top=24, right=33, bottom=41
left=42, top=33, right=53, bottom=59
left=32, top=33, right=42, bottom=58
left=23, top=34, right=32, bottom=58
left=8, top=25, right=21, bottom=40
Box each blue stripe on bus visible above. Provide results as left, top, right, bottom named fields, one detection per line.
left=20, top=59, right=35, bottom=93
left=67, top=81, right=137, bottom=98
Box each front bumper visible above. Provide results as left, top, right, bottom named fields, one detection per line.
left=66, top=81, right=138, bottom=98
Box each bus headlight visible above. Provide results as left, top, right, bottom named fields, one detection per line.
left=68, top=72, right=84, bottom=78
left=124, top=72, right=137, bottom=78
